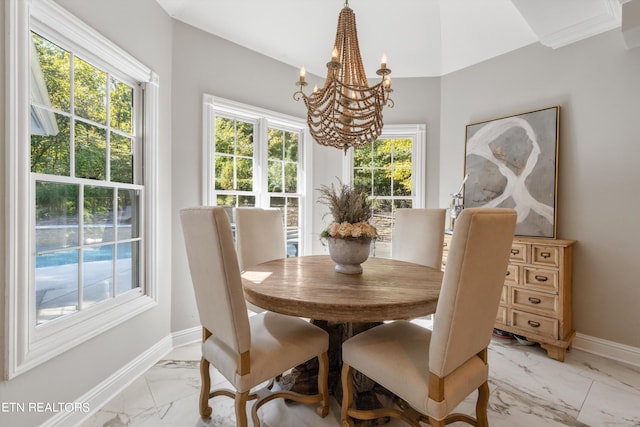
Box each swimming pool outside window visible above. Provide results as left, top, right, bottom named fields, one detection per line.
left=31, top=31, right=143, bottom=325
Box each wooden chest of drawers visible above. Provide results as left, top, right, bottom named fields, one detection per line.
left=442, top=234, right=576, bottom=361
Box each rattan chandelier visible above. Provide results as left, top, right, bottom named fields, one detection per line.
left=294, top=0, right=394, bottom=153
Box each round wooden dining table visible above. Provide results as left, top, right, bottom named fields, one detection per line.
left=241, top=255, right=444, bottom=322
left=242, top=255, right=444, bottom=420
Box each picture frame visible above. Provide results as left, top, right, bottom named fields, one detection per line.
left=463, top=106, right=560, bottom=238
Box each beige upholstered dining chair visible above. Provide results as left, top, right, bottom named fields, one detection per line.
left=235, top=207, right=287, bottom=314
left=341, top=208, right=517, bottom=427
left=235, top=207, right=286, bottom=271
left=392, top=208, right=446, bottom=269
left=180, top=207, right=329, bottom=427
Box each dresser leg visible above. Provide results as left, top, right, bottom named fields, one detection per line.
left=540, top=344, right=566, bottom=362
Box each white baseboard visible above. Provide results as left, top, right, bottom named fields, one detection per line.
left=42, top=328, right=201, bottom=427
left=40, top=335, right=173, bottom=427
left=573, top=332, right=640, bottom=368
left=171, top=326, right=201, bottom=348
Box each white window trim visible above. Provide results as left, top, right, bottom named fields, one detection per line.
left=4, top=0, right=160, bottom=379
left=343, top=124, right=427, bottom=208
left=202, top=95, right=313, bottom=255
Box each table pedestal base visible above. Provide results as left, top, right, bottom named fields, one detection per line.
left=279, top=320, right=390, bottom=426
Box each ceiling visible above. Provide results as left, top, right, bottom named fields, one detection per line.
left=155, top=0, right=623, bottom=78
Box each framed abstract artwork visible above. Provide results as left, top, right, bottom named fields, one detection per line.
left=463, top=106, right=560, bottom=238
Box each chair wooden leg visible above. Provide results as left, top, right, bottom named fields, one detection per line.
left=235, top=390, right=250, bottom=427
left=316, top=351, right=330, bottom=417
left=428, top=416, right=445, bottom=426
left=476, top=381, right=490, bottom=427
left=199, top=357, right=212, bottom=419
left=341, top=363, right=355, bottom=427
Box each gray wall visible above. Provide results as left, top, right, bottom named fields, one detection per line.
left=0, top=1, right=173, bottom=425
left=169, top=21, right=441, bottom=331
left=440, top=30, right=640, bottom=347
left=2, top=1, right=639, bottom=424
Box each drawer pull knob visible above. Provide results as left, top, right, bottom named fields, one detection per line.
left=505, top=271, right=511, bottom=276
left=510, top=249, right=520, bottom=255
left=528, top=320, right=541, bottom=328
left=534, top=275, right=548, bottom=282
left=540, top=251, right=551, bottom=259
left=528, top=297, right=541, bottom=304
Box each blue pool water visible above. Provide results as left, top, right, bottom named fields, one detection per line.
left=36, top=244, right=133, bottom=268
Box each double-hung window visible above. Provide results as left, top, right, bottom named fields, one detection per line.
left=350, top=125, right=425, bottom=257
left=203, top=96, right=310, bottom=257
left=31, top=31, right=143, bottom=324
left=6, top=0, right=159, bottom=378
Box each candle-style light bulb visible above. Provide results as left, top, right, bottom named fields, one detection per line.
left=299, top=66, right=306, bottom=83
left=381, top=53, right=387, bottom=69
left=332, top=47, right=339, bottom=62
left=313, top=84, right=318, bottom=93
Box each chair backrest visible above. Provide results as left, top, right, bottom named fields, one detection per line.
left=429, top=208, right=516, bottom=378
left=392, top=208, right=446, bottom=269
left=235, top=207, right=286, bottom=271
left=180, top=207, right=250, bottom=355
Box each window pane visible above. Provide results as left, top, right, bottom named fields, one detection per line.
left=32, top=32, right=71, bottom=112
left=394, top=199, right=413, bottom=210
left=353, top=169, right=371, bottom=194
left=286, top=197, right=299, bottom=227
left=284, top=131, right=298, bottom=162
left=116, top=241, right=139, bottom=295
left=216, top=194, right=237, bottom=207
left=82, top=244, right=113, bottom=307
left=373, top=168, right=391, bottom=196
left=215, top=117, right=234, bottom=154
left=238, top=195, right=255, bottom=207
left=110, top=132, right=133, bottom=183
left=84, top=186, right=114, bottom=244
left=236, top=157, right=253, bottom=191
left=31, top=111, right=71, bottom=175
left=75, top=121, right=106, bottom=180
left=394, top=138, right=412, bottom=162
left=109, top=77, right=133, bottom=133
left=36, top=249, right=79, bottom=325
left=74, top=57, right=107, bottom=124
left=270, top=197, right=291, bottom=257
left=354, top=144, right=372, bottom=167
left=268, top=129, right=283, bottom=159
left=371, top=199, right=392, bottom=258
left=393, top=165, right=412, bottom=196
left=270, top=196, right=285, bottom=208
left=236, top=121, right=254, bottom=157
left=215, top=154, right=233, bottom=190
left=268, top=160, right=282, bottom=192
left=284, top=163, right=297, bottom=193
left=373, top=139, right=391, bottom=164
left=117, top=189, right=139, bottom=240
left=35, top=181, right=79, bottom=250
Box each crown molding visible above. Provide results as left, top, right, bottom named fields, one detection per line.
left=622, top=0, right=640, bottom=49
left=539, top=0, right=622, bottom=48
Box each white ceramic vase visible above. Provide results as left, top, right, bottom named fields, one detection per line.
left=327, top=236, right=372, bottom=274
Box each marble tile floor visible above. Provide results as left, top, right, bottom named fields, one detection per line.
left=80, top=320, right=640, bottom=427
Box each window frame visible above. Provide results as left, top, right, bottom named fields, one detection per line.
left=344, top=124, right=426, bottom=208
left=5, top=0, right=160, bottom=379
left=202, top=95, right=312, bottom=255
left=344, top=124, right=426, bottom=257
